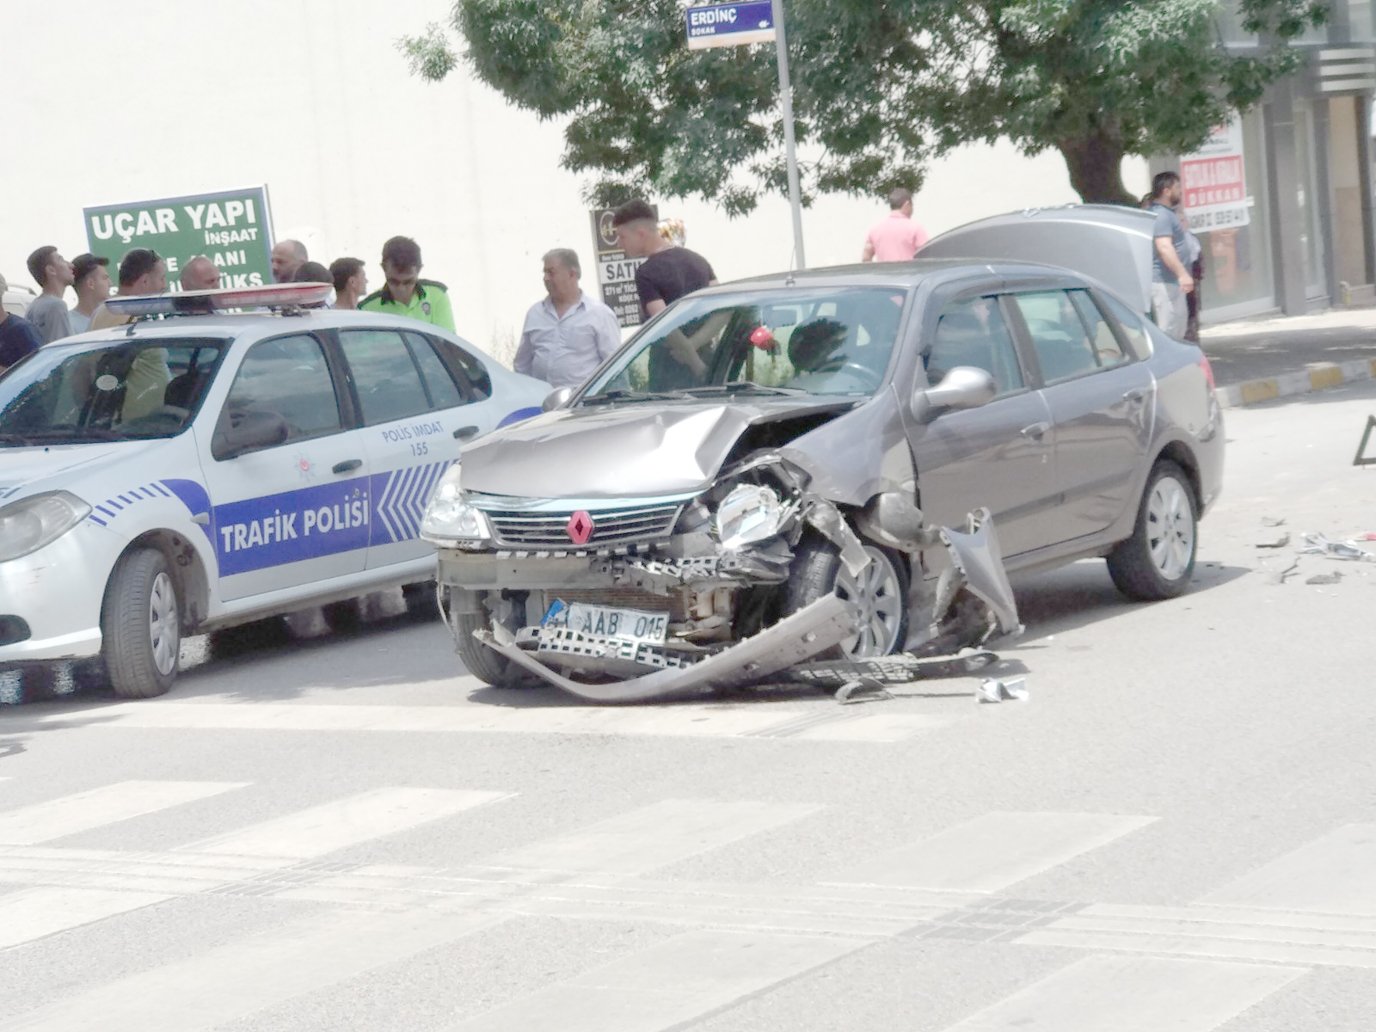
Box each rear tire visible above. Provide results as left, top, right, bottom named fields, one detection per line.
left=321, top=598, right=364, bottom=634
left=1107, top=460, right=1198, bottom=601
left=785, top=538, right=908, bottom=659
left=101, top=548, right=180, bottom=699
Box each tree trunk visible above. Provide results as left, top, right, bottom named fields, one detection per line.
left=1056, top=131, right=1136, bottom=206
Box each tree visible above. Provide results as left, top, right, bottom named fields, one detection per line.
left=400, top=1, right=1326, bottom=211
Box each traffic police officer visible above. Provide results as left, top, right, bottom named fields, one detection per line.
left=360, top=235, right=456, bottom=332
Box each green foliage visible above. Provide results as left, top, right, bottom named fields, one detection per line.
left=408, top=1, right=1327, bottom=207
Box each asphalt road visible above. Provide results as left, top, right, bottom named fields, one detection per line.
left=2, top=381, right=1376, bottom=1031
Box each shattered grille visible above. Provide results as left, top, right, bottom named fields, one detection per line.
left=485, top=502, right=684, bottom=548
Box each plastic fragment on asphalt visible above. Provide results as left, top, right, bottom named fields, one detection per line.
left=1297, top=532, right=1376, bottom=562
left=1267, top=559, right=1301, bottom=585
left=977, top=677, right=1028, bottom=704
left=1255, top=532, right=1290, bottom=549
left=835, top=677, right=895, bottom=705
left=1261, top=516, right=1287, bottom=527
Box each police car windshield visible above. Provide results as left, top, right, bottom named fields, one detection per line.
left=580, top=286, right=911, bottom=404
left=0, top=338, right=225, bottom=445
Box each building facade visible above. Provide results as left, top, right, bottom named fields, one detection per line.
left=1173, top=1, right=1376, bottom=321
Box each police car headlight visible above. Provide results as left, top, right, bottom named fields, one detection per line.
left=420, top=466, right=492, bottom=545
left=714, top=483, right=785, bottom=551
left=0, top=491, right=92, bottom=563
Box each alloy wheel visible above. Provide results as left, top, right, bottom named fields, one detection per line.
left=1145, top=475, right=1195, bottom=582
left=835, top=546, right=904, bottom=657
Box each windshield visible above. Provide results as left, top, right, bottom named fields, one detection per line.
left=581, top=286, right=910, bottom=404
left=0, top=337, right=226, bottom=445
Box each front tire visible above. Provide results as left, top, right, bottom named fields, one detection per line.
left=785, top=538, right=908, bottom=659
left=452, top=608, right=525, bottom=687
left=101, top=548, right=181, bottom=699
left=1107, top=460, right=1198, bottom=601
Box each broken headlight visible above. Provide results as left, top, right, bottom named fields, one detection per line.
left=714, top=483, right=786, bottom=551
left=420, top=466, right=493, bottom=546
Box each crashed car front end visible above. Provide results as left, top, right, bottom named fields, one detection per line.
left=423, top=453, right=1020, bottom=703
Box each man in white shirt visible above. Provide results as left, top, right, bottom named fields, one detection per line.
left=514, top=249, right=622, bottom=388
left=68, top=253, right=111, bottom=333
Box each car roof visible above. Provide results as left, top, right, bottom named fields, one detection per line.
left=696, top=257, right=1082, bottom=294
left=51, top=307, right=449, bottom=348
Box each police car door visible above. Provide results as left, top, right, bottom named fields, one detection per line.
left=205, top=331, right=371, bottom=601
left=335, top=327, right=501, bottom=569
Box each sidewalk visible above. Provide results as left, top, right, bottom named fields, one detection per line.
left=1200, top=305, right=1376, bottom=407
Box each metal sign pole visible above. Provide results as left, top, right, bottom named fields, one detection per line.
left=770, top=0, right=806, bottom=269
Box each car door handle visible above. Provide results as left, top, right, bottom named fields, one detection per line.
left=453, top=425, right=480, bottom=441
left=1122, top=388, right=1148, bottom=404
left=1020, top=422, right=1050, bottom=440
left=332, top=458, right=363, bottom=474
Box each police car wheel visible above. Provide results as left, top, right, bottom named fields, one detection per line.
left=101, top=548, right=180, bottom=699
left=322, top=599, right=364, bottom=633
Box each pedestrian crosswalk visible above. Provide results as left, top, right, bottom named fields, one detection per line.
left=0, top=776, right=1370, bottom=1030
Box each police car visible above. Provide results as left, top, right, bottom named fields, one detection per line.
left=0, top=283, right=549, bottom=698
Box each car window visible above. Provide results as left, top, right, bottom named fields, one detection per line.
left=1096, top=291, right=1152, bottom=360
left=402, top=332, right=465, bottom=409
left=217, top=333, right=340, bottom=455
left=1067, top=290, right=1130, bottom=369
left=339, top=329, right=432, bottom=426
left=1009, top=290, right=1101, bottom=384
left=926, top=297, right=1024, bottom=396
left=583, top=286, right=909, bottom=401
left=434, top=337, right=493, bottom=401
left=0, top=338, right=224, bottom=443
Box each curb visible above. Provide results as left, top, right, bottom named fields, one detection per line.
left=1216, top=358, right=1376, bottom=409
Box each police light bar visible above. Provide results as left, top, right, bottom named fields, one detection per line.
left=104, top=282, right=333, bottom=318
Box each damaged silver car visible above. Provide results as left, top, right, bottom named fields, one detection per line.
left=422, top=255, right=1223, bottom=701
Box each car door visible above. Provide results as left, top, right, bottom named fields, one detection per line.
left=336, top=327, right=504, bottom=570
left=204, top=331, right=371, bottom=602
left=904, top=293, right=1058, bottom=557
left=1004, top=288, right=1154, bottom=542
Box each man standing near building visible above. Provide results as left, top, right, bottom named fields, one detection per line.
left=514, top=249, right=622, bottom=388
left=88, top=248, right=168, bottom=332
left=270, top=239, right=309, bottom=283
left=1148, top=171, right=1194, bottom=338
left=24, top=246, right=74, bottom=342
left=359, top=236, right=455, bottom=331
left=612, top=199, right=716, bottom=387
left=68, top=254, right=110, bottom=333
left=179, top=255, right=219, bottom=291
left=330, top=257, right=367, bottom=310
left=0, top=274, right=43, bottom=373
left=861, top=188, right=928, bottom=262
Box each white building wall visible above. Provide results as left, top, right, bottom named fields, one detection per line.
left=1, top=0, right=1146, bottom=361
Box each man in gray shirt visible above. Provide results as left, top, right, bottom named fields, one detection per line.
left=514, top=249, right=623, bottom=388
left=1147, top=171, right=1194, bottom=339
left=24, top=245, right=75, bottom=343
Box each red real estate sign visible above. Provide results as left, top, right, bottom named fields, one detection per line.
left=1179, top=119, right=1250, bottom=231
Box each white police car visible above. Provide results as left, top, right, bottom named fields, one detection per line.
left=0, top=283, right=549, bottom=698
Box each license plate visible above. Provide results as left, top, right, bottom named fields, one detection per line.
left=542, top=600, right=669, bottom=645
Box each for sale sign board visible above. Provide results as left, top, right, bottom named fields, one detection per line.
left=590, top=204, right=658, bottom=327
left=1180, top=119, right=1250, bottom=232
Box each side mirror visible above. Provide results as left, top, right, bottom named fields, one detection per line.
left=211, top=408, right=289, bottom=460
left=912, top=366, right=997, bottom=422
left=542, top=386, right=575, bottom=412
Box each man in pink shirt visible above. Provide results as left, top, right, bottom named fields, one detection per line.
left=861, top=188, right=929, bottom=262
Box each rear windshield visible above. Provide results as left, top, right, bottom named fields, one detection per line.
left=0, top=337, right=226, bottom=446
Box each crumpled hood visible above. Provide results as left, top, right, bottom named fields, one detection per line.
left=460, top=397, right=854, bottom=499
left=0, top=443, right=140, bottom=503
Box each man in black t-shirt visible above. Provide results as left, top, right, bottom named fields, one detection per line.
left=0, top=273, right=43, bottom=374
left=612, top=199, right=717, bottom=388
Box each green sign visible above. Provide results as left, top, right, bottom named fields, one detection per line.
left=83, top=186, right=274, bottom=291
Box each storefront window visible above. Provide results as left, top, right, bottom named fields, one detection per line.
left=1196, top=109, right=1276, bottom=320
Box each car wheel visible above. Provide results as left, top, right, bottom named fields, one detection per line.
left=785, top=538, right=908, bottom=659
left=1106, top=459, right=1198, bottom=601
left=101, top=548, right=180, bottom=699
left=321, top=598, right=364, bottom=634
left=452, top=607, right=529, bottom=687
left=402, top=582, right=437, bottom=621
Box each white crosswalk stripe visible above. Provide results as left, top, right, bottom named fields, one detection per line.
left=0, top=781, right=246, bottom=845
left=0, top=886, right=174, bottom=950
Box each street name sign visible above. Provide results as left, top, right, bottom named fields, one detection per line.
left=685, top=1, right=776, bottom=49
